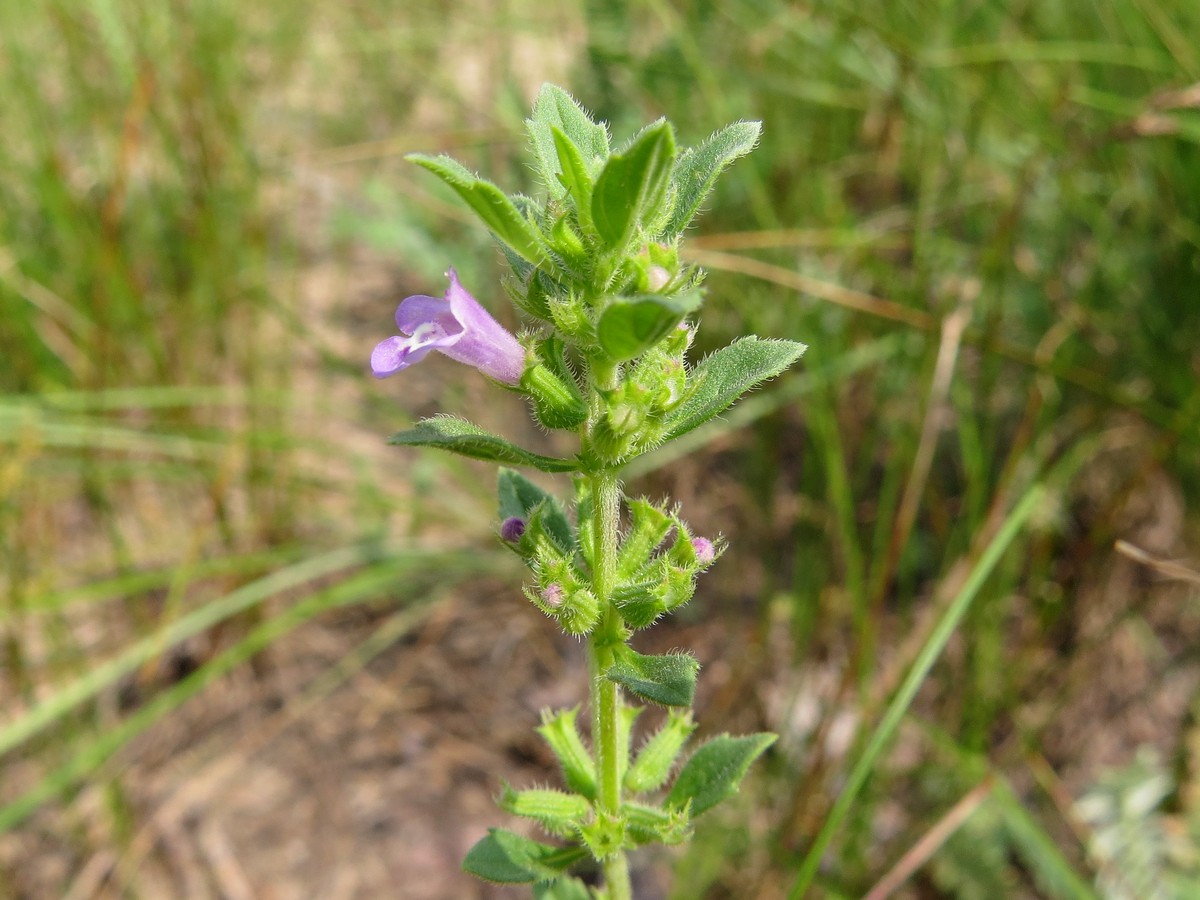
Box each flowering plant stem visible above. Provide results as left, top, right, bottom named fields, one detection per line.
left=378, top=84, right=806, bottom=897
left=588, top=465, right=633, bottom=899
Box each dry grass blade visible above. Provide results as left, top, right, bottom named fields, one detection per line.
left=684, top=248, right=935, bottom=330
left=876, top=297, right=974, bottom=604
left=862, top=776, right=996, bottom=900
left=689, top=227, right=908, bottom=252
left=1114, top=540, right=1200, bottom=585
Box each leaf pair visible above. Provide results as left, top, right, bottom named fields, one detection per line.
left=462, top=733, right=777, bottom=883
left=529, top=84, right=763, bottom=243
left=414, top=84, right=763, bottom=281
left=387, top=338, right=807, bottom=471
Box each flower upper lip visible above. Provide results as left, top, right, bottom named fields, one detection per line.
left=371, top=269, right=525, bottom=384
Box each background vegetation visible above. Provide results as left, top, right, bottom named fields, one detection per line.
left=1, top=0, right=1198, bottom=897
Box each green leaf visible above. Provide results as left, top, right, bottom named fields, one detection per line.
left=666, top=733, right=776, bottom=817
left=597, top=291, right=702, bottom=362
left=606, top=646, right=699, bottom=707
left=462, top=829, right=587, bottom=884
left=664, top=337, right=806, bottom=441
left=389, top=415, right=577, bottom=473
left=617, top=703, right=642, bottom=788
left=527, top=84, right=610, bottom=194
left=591, top=121, right=676, bottom=251
left=626, top=709, right=696, bottom=794
left=534, top=878, right=592, bottom=900
left=407, top=153, right=546, bottom=264
left=616, top=498, right=674, bottom=581
left=497, top=469, right=574, bottom=551
left=624, top=801, right=692, bottom=846
left=552, top=126, right=595, bottom=229
left=665, top=120, right=762, bottom=238
left=573, top=476, right=595, bottom=567
left=537, top=707, right=596, bottom=800
left=500, top=786, right=591, bottom=838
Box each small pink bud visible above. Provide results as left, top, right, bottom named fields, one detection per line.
left=693, top=537, right=715, bottom=565
left=541, top=583, right=565, bottom=608
left=500, top=516, right=526, bottom=542
left=647, top=265, right=671, bottom=291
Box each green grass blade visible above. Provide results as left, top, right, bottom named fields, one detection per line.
left=0, top=564, right=454, bottom=832
left=787, top=481, right=1049, bottom=898
left=0, top=545, right=485, bottom=757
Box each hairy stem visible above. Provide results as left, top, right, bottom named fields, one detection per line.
left=589, top=465, right=632, bottom=899
left=586, top=353, right=632, bottom=898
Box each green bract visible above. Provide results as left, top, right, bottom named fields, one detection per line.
left=386, top=84, right=806, bottom=899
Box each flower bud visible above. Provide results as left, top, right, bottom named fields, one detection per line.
left=666, top=519, right=722, bottom=573
left=647, top=265, right=671, bottom=291
left=500, top=516, right=527, bottom=543
left=517, top=269, right=553, bottom=321
left=548, top=292, right=590, bottom=340
left=528, top=560, right=600, bottom=635
left=616, top=499, right=673, bottom=581
left=660, top=563, right=696, bottom=611
left=607, top=399, right=647, bottom=435
left=604, top=381, right=652, bottom=436
left=612, top=581, right=663, bottom=629
left=559, top=587, right=600, bottom=635
left=541, top=583, right=565, bottom=608
left=660, top=321, right=694, bottom=358
left=657, top=357, right=687, bottom=412
left=588, top=416, right=637, bottom=463
left=521, top=359, right=587, bottom=430
left=551, top=216, right=586, bottom=263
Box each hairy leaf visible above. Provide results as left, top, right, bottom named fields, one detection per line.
left=591, top=121, right=676, bottom=251
left=597, top=291, right=701, bottom=362
left=527, top=83, right=610, bottom=194
left=606, top=646, right=699, bottom=707
left=389, top=416, right=576, bottom=472
left=664, top=337, right=806, bottom=441
left=665, top=120, right=762, bottom=238
left=407, top=154, right=545, bottom=264
left=552, top=126, right=595, bottom=230
left=537, top=707, right=596, bottom=800
left=463, top=829, right=587, bottom=884
left=666, top=733, right=776, bottom=817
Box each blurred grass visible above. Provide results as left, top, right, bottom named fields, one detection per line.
left=2, top=0, right=1199, bottom=897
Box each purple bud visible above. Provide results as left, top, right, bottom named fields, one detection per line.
left=693, top=536, right=715, bottom=565
left=371, top=269, right=525, bottom=384
left=500, top=516, right=526, bottom=542
left=541, top=583, right=565, bottom=608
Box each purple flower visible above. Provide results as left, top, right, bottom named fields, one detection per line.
left=371, top=269, right=525, bottom=384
